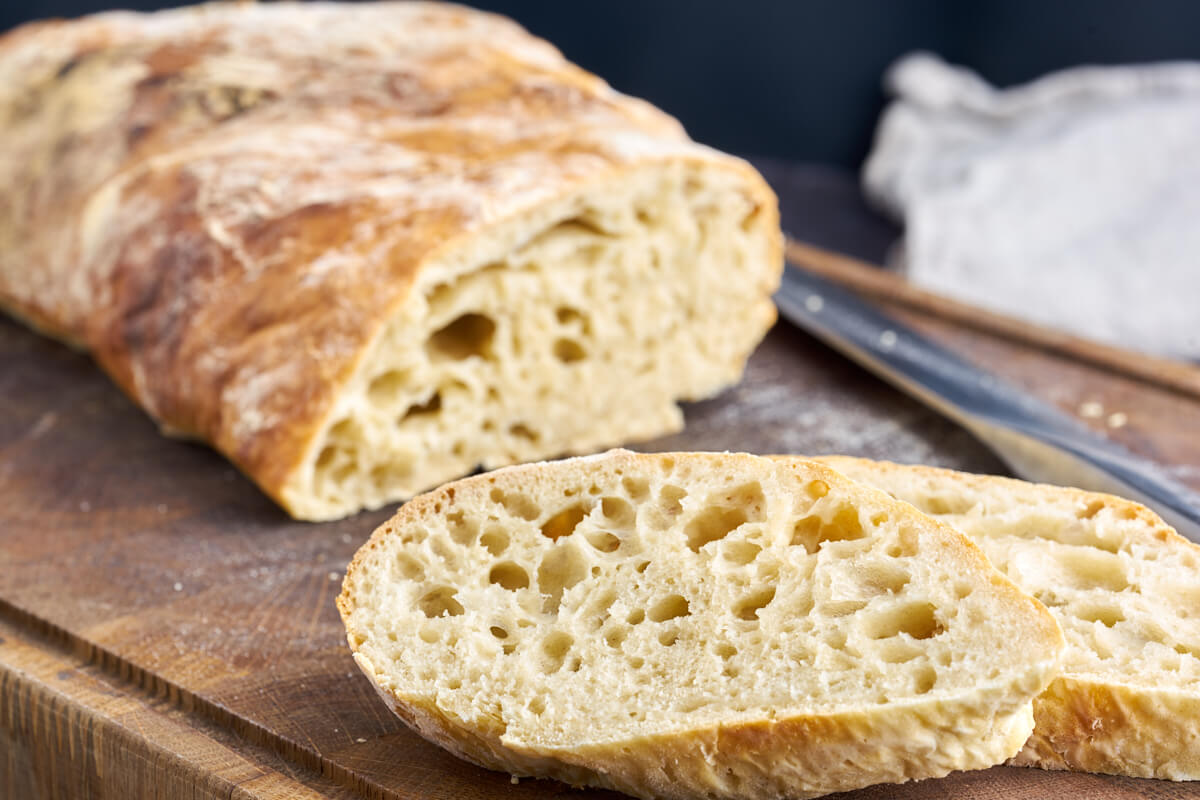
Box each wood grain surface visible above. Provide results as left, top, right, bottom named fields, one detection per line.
left=2, top=163, right=1198, bottom=799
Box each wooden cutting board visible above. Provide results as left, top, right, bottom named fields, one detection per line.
left=3, top=163, right=1199, bottom=800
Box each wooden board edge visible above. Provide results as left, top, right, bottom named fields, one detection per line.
left=0, top=612, right=360, bottom=800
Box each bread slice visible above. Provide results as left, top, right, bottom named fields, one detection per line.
left=0, top=3, right=781, bottom=521
left=812, top=455, right=1200, bottom=780
left=338, top=450, right=1063, bottom=799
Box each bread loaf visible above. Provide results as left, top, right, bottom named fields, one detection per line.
left=0, top=3, right=781, bottom=520
left=338, top=450, right=1063, bottom=799
left=813, top=456, right=1200, bottom=780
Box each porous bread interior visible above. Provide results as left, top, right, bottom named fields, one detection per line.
left=818, top=457, right=1200, bottom=694
left=286, top=163, right=777, bottom=520
left=341, top=452, right=1055, bottom=754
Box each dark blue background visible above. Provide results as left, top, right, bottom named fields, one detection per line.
left=6, top=1, right=1200, bottom=167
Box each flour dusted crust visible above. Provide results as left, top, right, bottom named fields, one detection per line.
left=339, top=451, right=1063, bottom=799
left=0, top=3, right=781, bottom=519
left=813, top=455, right=1200, bottom=780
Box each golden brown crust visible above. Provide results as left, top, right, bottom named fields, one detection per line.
left=0, top=3, right=776, bottom=514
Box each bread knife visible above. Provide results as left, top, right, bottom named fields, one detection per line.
left=775, top=264, right=1200, bottom=542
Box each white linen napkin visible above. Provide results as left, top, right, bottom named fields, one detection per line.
left=864, top=53, right=1200, bottom=361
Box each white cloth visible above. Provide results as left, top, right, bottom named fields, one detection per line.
left=864, top=53, right=1200, bottom=360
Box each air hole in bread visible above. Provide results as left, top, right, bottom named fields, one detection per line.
left=479, top=526, right=509, bottom=556
left=540, top=631, right=573, bottom=673
left=490, top=488, right=540, bottom=521
left=509, top=423, right=539, bottom=442
left=418, top=586, right=464, bottom=618
left=528, top=696, right=546, bottom=715
left=1175, top=642, right=1200, bottom=660
left=555, top=306, right=586, bottom=327
left=590, top=589, right=616, bottom=617
left=863, top=563, right=910, bottom=595
left=600, top=496, right=636, bottom=528
left=886, top=527, right=920, bottom=559
left=488, top=562, right=529, bottom=591
left=553, top=338, right=587, bottom=363
left=366, top=369, right=411, bottom=406
left=825, top=506, right=866, bottom=544
left=490, top=625, right=509, bottom=639
left=686, top=506, right=747, bottom=552
left=428, top=312, right=496, bottom=360
left=621, top=476, right=650, bottom=502
left=685, top=483, right=763, bottom=551
left=584, top=530, right=620, bottom=552
left=877, top=639, right=921, bottom=664
left=822, top=629, right=847, bottom=650
left=626, top=607, right=645, bottom=625
left=722, top=540, right=761, bottom=565
left=648, top=594, right=690, bottom=623
left=658, top=629, right=679, bottom=646
left=541, top=503, right=588, bottom=541
left=316, top=444, right=338, bottom=470
left=538, top=543, right=587, bottom=614
left=649, top=485, right=687, bottom=530
left=825, top=599, right=868, bottom=617
left=923, top=495, right=975, bottom=515
left=714, top=642, right=737, bottom=660
left=790, top=516, right=822, bottom=553
left=1058, top=550, right=1129, bottom=592
left=446, top=510, right=477, bottom=547
left=396, top=553, right=424, bottom=580
left=866, top=602, right=943, bottom=640
left=400, top=392, right=442, bottom=422
left=806, top=480, right=829, bottom=500
left=605, top=626, right=628, bottom=648
left=1077, top=499, right=1106, bottom=520
left=914, top=665, right=937, bottom=694
left=556, top=215, right=612, bottom=238
left=733, top=587, right=776, bottom=621
left=1078, top=604, right=1125, bottom=628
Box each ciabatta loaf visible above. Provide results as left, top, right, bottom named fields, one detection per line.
left=338, top=451, right=1063, bottom=799
left=0, top=3, right=781, bottom=520
left=814, top=456, right=1200, bottom=780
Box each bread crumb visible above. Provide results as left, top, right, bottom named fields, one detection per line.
left=78, top=501, right=90, bottom=512
left=1107, top=412, right=1128, bottom=429
left=156, top=503, right=168, bottom=514
left=356, top=737, right=366, bottom=743
left=329, top=572, right=340, bottom=581
left=510, top=776, right=520, bottom=785
left=1079, top=401, right=1104, bottom=418
left=172, top=582, right=183, bottom=591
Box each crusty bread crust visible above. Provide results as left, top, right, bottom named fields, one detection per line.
left=339, top=451, right=1063, bottom=799
left=0, top=3, right=780, bottom=519
left=811, top=455, right=1200, bottom=780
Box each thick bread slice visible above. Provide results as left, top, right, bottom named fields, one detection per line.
left=812, top=456, right=1200, bottom=780
left=338, top=450, right=1063, bottom=799
left=0, top=3, right=781, bottom=521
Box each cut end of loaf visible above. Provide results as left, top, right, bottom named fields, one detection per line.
left=339, top=451, right=1062, bottom=799
left=282, top=163, right=779, bottom=520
